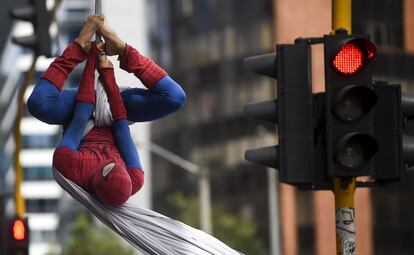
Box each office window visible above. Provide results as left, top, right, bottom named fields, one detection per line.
left=30, top=230, right=57, bottom=243
left=26, top=199, right=59, bottom=213
left=22, top=134, right=59, bottom=149
left=353, top=0, right=403, bottom=48
left=23, top=166, right=54, bottom=181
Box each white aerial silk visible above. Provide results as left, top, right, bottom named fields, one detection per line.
left=53, top=168, right=243, bottom=255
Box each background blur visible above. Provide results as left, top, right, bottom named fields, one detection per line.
left=0, top=0, right=414, bottom=254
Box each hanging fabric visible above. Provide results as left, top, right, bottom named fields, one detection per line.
left=53, top=168, right=242, bottom=255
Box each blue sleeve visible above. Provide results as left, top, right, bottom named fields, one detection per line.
left=29, top=76, right=186, bottom=125
left=112, top=119, right=142, bottom=169
left=121, top=75, right=186, bottom=122
left=57, top=102, right=93, bottom=151
left=27, top=79, right=76, bottom=125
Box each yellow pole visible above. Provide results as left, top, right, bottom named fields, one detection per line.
left=14, top=55, right=38, bottom=217
left=13, top=0, right=62, bottom=219
left=332, top=0, right=351, bottom=33
left=332, top=0, right=355, bottom=254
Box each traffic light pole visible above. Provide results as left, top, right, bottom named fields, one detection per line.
left=331, top=0, right=357, bottom=254
left=14, top=55, right=38, bottom=217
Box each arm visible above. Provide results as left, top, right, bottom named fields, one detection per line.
left=28, top=15, right=103, bottom=125
left=57, top=46, right=97, bottom=150
left=27, top=41, right=86, bottom=125
left=98, top=56, right=144, bottom=195
left=99, top=21, right=186, bottom=122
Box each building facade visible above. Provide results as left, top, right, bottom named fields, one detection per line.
left=149, top=0, right=414, bottom=254
left=148, top=0, right=275, bottom=254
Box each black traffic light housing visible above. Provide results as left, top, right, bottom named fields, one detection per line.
left=9, top=0, right=51, bottom=57
left=401, top=92, right=414, bottom=169
left=6, top=215, right=30, bottom=255
left=244, top=33, right=407, bottom=189
left=244, top=42, right=329, bottom=188
left=372, top=81, right=404, bottom=182
left=324, top=33, right=379, bottom=177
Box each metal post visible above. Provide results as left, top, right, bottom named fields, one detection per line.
left=333, top=177, right=356, bottom=255
left=332, top=0, right=351, bottom=33
left=139, top=142, right=212, bottom=233
left=14, top=55, right=38, bottom=217
left=95, top=0, right=102, bottom=42
left=199, top=167, right=212, bottom=234
left=267, top=168, right=281, bottom=255
left=332, top=1, right=355, bottom=254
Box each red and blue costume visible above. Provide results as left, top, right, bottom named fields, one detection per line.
left=29, top=42, right=185, bottom=206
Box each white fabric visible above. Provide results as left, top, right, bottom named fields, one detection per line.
left=93, top=78, right=113, bottom=127
left=53, top=168, right=243, bottom=255
left=82, top=78, right=131, bottom=137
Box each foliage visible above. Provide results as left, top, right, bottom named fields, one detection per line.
left=167, top=192, right=268, bottom=255
left=48, top=213, right=135, bottom=255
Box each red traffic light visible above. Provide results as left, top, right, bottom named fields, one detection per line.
left=13, top=219, right=26, bottom=240
left=331, top=39, right=376, bottom=75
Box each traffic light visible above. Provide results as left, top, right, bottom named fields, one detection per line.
left=6, top=216, right=30, bottom=255
left=402, top=92, right=414, bottom=168
left=9, top=0, right=51, bottom=57
left=371, top=81, right=404, bottom=182
left=244, top=42, right=328, bottom=188
left=324, top=32, right=379, bottom=177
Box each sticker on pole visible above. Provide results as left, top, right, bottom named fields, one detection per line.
left=336, top=207, right=356, bottom=255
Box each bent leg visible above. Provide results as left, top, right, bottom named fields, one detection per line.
left=27, top=79, right=77, bottom=125
left=58, top=45, right=97, bottom=150
left=28, top=41, right=87, bottom=125
left=99, top=67, right=144, bottom=195
left=117, top=44, right=186, bottom=121
left=121, top=75, right=186, bottom=122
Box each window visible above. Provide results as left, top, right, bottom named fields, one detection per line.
left=26, top=199, right=59, bottom=213
left=30, top=230, right=57, bottom=243
left=353, top=0, right=403, bottom=48
left=23, top=167, right=54, bottom=181
left=22, top=134, right=59, bottom=149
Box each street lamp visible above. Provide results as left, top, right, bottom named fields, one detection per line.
left=138, top=141, right=212, bottom=234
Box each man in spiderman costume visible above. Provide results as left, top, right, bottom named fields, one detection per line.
left=27, top=15, right=186, bottom=206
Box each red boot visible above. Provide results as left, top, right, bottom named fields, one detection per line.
left=118, top=44, right=167, bottom=89
left=42, top=41, right=88, bottom=90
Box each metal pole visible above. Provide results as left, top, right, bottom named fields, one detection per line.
left=199, top=167, right=212, bottom=234
left=332, top=0, right=351, bottom=33
left=14, top=55, right=38, bottom=217
left=267, top=168, right=281, bottom=255
left=138, top=141, right=212, bottom=233
left=95, top=0, right=102, bottom=42
left=332, top=1, right=355, bottom=254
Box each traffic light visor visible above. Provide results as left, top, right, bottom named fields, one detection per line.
left=333, top=85, right=377, bottom=122
left=334, top=133, right=378, bottom=170
left=331, top=38, right=376, bottom=75
left=13, top=219, right=26, bottom=240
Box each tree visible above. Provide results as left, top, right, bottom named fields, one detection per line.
left=167, top=192, right=268, bottom=255
left=48, top=213, right=135, bottom=255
